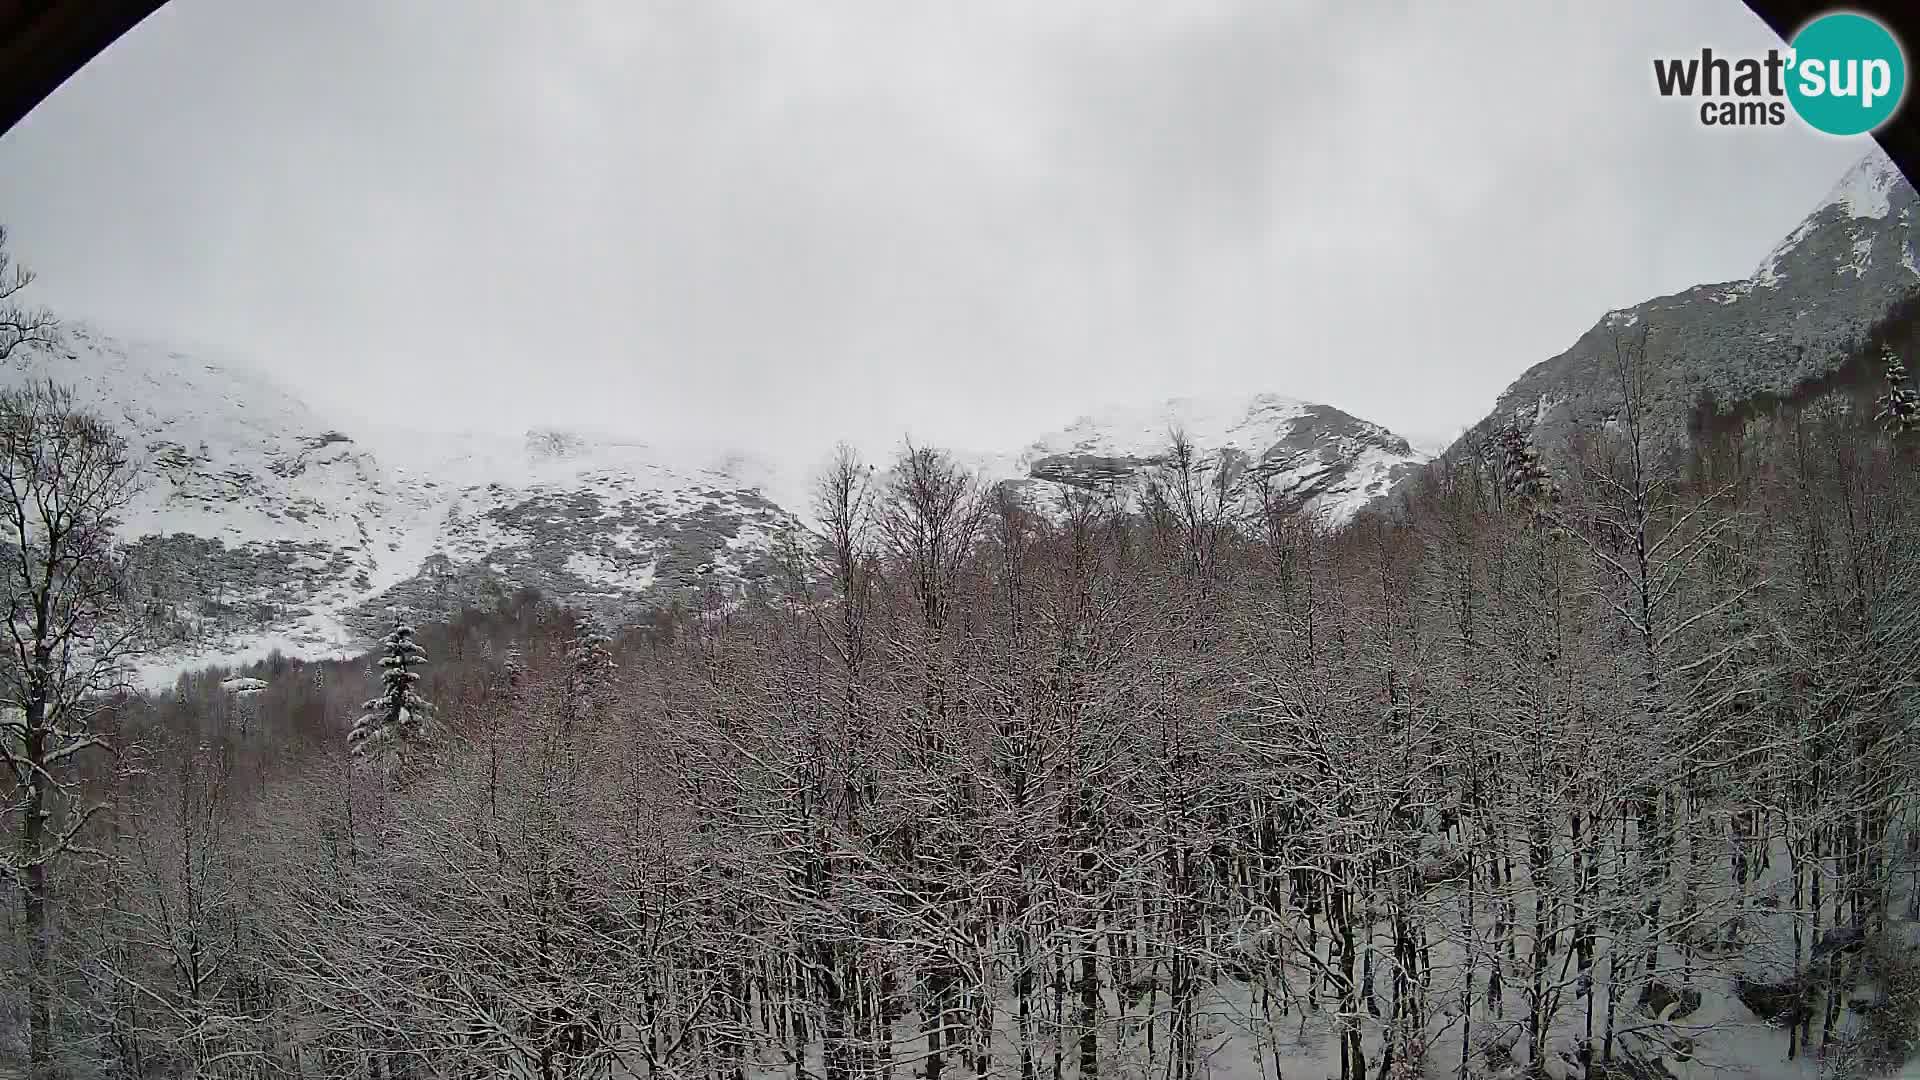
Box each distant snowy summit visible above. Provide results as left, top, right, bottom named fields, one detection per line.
left=1434, top=145, right=1920, bottom=474
left=987, top=393, right=1429, bottom=523
left=0, top=328, right=1428, bottom=682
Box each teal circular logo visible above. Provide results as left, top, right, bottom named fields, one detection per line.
left=1787, top=13, right=1907, bottom=135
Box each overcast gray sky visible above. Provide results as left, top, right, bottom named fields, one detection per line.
left=0, top=0, right=1874, bottom=459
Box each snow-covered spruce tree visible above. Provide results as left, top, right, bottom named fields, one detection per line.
left=564, top=610, right=615, bottom=725
left=1878, top=347, right=1918, bottom=437
left=502, top=643, right=524, bottom=695
left=1494, top=421, right=1559, bottom=521
left=348, top=622, right=432, bottom=764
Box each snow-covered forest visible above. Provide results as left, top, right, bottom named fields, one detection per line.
left=4, top=326, right=1919, bottom=1080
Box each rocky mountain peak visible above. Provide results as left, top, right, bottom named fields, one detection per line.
left=1436, top=147, right=1919, bottom=473
left=992, top=392, right=1430, bottom=523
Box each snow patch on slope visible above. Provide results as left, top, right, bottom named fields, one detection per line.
left=564, top=550, right=658, bottom=593
left=1827, top=144, right=1901, bottom=220
left=1754, top=218, right=1818, bottom=287
left=1847, top=234, right=1876, bottom=276
left=132, top=630, right=360, bottom=692
left=1320, top=442, right=1420, bottom=521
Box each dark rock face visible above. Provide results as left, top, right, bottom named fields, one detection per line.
left=1445, top=149, right=1919, bottom=467
left=1028, top=452, right=1157, bottom=488
left=119, top=532, right=360, bottom=649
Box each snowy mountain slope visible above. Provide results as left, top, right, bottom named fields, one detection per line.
left=354, top=424, right=800, bottom=610
left=0, top=327, right=806, bottom=685
left=1441, top=146, right=1920, bottom=469
left=982, top=392, right=1431, bottom=523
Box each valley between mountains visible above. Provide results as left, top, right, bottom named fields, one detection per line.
left=5, top=146, right=1916, bottom=689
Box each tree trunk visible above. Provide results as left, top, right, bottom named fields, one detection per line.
left=21, top=697, right=53, bottom=1080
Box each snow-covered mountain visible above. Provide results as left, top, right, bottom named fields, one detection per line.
left=1442, top=146, right=1920, bottom=466
left=987, top=393, right=1429, bottom=522
left=1, top=328, right=1429, bottom=684
left=3, top=327, right=806, bottom=684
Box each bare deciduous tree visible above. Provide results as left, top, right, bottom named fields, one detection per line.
left=0, top=380, right=140, bottom=1078
left=0, top=229, right=59, bottom=365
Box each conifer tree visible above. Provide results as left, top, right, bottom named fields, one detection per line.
left=1495, top=422, right=1560, bottom=521
left=567, top=611, right=614, bottom=681
left=564, top=610, right=616, bottom=725
left=348, top=622, right=432, bottom=762
left=502, top=644, right=524, bottom=694
left=1877, top=347, right=1918, bottom=436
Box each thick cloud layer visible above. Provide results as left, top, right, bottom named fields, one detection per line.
left=0, top=0, right=1871, bottom=464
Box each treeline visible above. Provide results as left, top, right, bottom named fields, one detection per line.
left=7, top=349, right=1920, bottom=1080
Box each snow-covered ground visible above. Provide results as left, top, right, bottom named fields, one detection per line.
left=711, top=831, right=1914, bottom=1080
